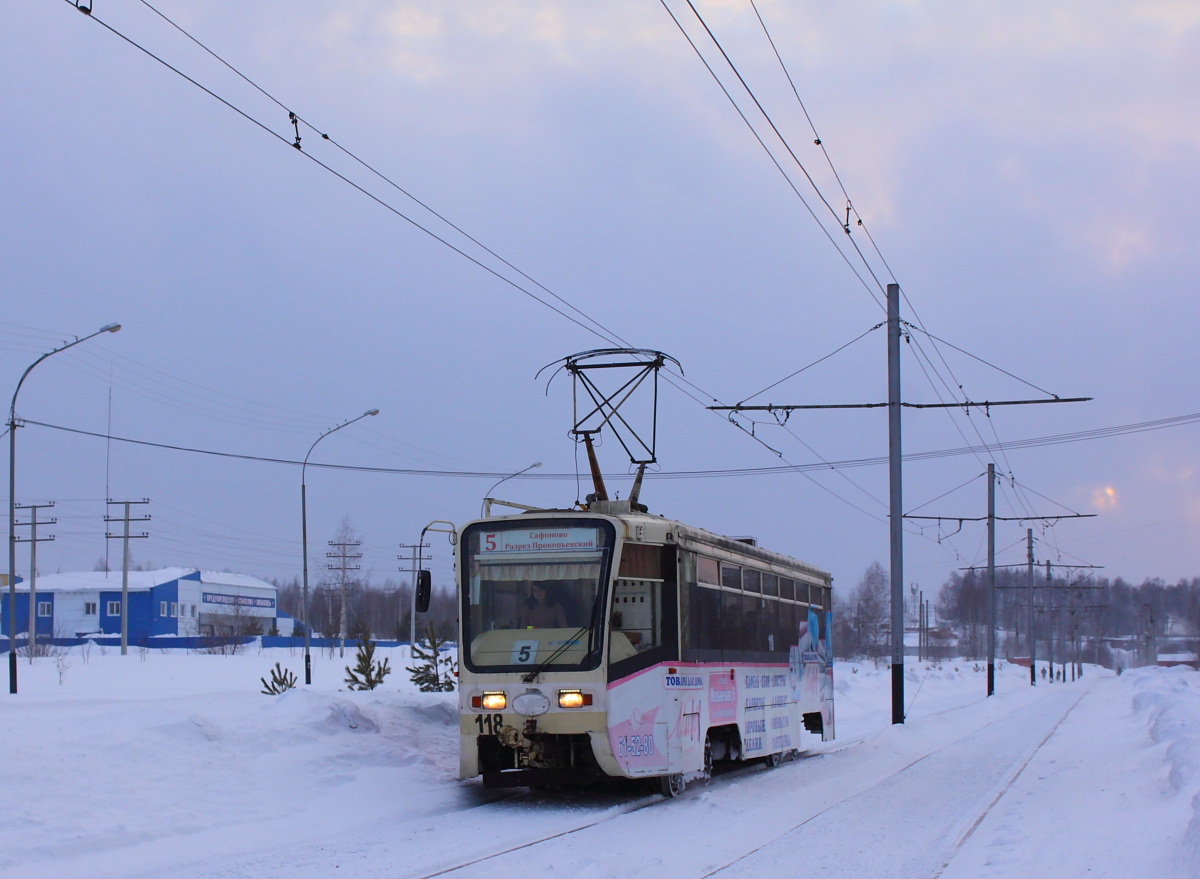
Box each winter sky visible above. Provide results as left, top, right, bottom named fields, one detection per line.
left=1, top=0, right=1197, bottom=592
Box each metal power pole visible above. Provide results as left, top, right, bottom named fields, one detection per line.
left=14, top=502, right=55, bottom=660
left=1027, top=528, right=1036, bottom=685
left=918, top=589, right=924, bottom=662
left=987, top=463, right=996, bottom=697
left=105, top=499, right=150, bottom=655
left=1046, top=560, right=1053, bottom=680
left=887, top=282, right=905, bottom=724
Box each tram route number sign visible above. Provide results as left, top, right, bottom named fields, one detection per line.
left=512, top=640, right=539, bottom=664
left=481, top=528, right=598, bottom=554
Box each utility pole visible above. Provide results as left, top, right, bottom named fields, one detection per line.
left=326, top=539, right=361, bottom=657
left=1046, top=560, right=1054, bottom=680
left=987, top=463, right=996, bottom=697
left=887, top=282, right=905, bottom=725
left=14, top=502, right=55, bottom=660
left=918, top=589, right=924, bottom=661
left=397, top=542, right=429, bottom=643
left=1027, top=528, right=1036, bottom=685
left=708, top=288, right=1088, bottom=725
left=105, top=499, right=150, bottom=655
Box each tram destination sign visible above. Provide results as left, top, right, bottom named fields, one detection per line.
left=480, top=528, right=598, bottom=554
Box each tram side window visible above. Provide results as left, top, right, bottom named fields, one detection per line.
left=743, top=593, right=765, bottom=654
left=677, top=551, right=695, bottom=650
left=777, top=600, right=798, bottom=651
left=683, top=554, right=722, bottom=661
left=720, top=588, right=741, bottom=655
left=817, top=586, right=830, bottom=640
left=689, top=583, right=722, bottom=659
left=721, top=564, right=741, bottom=591
left=611, top=579, right=663, bottom=652
left=609, top=545, right=680, bottom=681
left=779, top=577, right=795, bottom=601
left=682, top=556, right=797, bottom=662
left=619, top=543, right=663, bottom=579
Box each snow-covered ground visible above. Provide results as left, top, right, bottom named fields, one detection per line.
left=1, top=646, right=1196, bottom=878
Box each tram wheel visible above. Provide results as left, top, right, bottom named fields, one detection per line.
left=702, top=734, right=714, bottom=785
left=660, top=773, right=685, bottom=798
left=764, top=751, right=782, bottom=769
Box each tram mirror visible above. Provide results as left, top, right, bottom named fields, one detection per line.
left=416, top=570, right=432, bottom=613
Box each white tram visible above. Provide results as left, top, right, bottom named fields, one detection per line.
left=456, top=497, right=834, bottom=795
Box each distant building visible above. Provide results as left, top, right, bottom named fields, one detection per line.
left=0, top=568, right=295, bottom=640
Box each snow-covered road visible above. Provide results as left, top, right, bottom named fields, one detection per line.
left=1, top=650, right=1196, bottom=879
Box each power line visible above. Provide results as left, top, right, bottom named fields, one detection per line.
left=131, top=0, right=634, bottom=353
left=740, top=322, right=884, bottom=404
left=63, top=0, right=627, bottom=349
left=654, top=0, right=885, bottom=311
left=50, top=2, right=1102, bottom=550
left=747, top=0, right=900, bottom=287
left=23, top=408, right=1198, bottom=480
left=665, top=2, right=1075, bottom=529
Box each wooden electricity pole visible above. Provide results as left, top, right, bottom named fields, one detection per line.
left=14, top=502, right=55, bottom=659
left=105, top=499, right=150, bottom=655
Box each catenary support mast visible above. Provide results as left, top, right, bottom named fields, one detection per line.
left=887, top=283, right=905, bottom=724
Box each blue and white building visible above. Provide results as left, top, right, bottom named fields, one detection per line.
left=1, top=568, right=294, bottom=640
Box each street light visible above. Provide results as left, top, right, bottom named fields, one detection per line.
left=8, top=322, right=121, bottom=694
left=481, top=461, right=542, bottom=517
left=300, top=408, right=378, bottom=685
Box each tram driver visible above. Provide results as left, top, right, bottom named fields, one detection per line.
left=519, top=582, right=568, bottom=629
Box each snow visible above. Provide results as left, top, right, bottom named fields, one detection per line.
left=198, top=570, right=276, bottom=590
left=13, top=568, right=197, bottom=593
left=1, top=649, right=1196, bottom=878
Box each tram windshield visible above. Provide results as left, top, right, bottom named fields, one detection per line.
left=461, top=520, right=615, bottom=673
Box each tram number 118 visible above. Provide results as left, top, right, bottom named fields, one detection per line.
left=475, top=714, right=504, bottom=734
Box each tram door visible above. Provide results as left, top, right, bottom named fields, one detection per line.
left=609, top=543, right=685, bottom=774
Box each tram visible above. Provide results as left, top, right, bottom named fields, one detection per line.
left=455, top=495, right=834, bottom=796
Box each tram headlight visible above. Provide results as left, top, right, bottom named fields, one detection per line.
left=481, top=691, right=507, bottom=711
left=558, top=689, right=592, bottom=709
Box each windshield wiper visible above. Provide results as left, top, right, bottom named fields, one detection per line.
left=522, top=625, right=589, bottom=683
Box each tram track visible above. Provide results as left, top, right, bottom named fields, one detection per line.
left=399, top=682, right=1092, bottom=879
left=401, top=757, right=784, bottom=879
left=928, top=684, right=1091, bottom=878
left=699, top=682, right=1093, bottom=879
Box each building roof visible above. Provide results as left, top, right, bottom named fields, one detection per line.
left=14, top=568, right=272, bottom=594
left=199, top=570, right=275, bottom=590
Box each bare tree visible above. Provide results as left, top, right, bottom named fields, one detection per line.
left=852, top=562, right=890, bottom=660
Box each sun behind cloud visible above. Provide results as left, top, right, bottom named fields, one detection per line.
left=1092, top=486, right=1118, bottom=510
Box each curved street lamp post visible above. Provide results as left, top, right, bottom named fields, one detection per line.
left=9, top=322, right=121, bottom=694
left=480, top=461, right=542, bottom=517
left=300, top=408, right=378, bottom=685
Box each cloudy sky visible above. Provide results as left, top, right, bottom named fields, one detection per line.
left=1, top=0, right=1197, bottom=596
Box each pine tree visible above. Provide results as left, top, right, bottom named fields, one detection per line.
left=344, top=638, right=391, bottom=690
left=407, top=622, right=457, bottom=692
left=261, top=662, right=297, bottom=695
